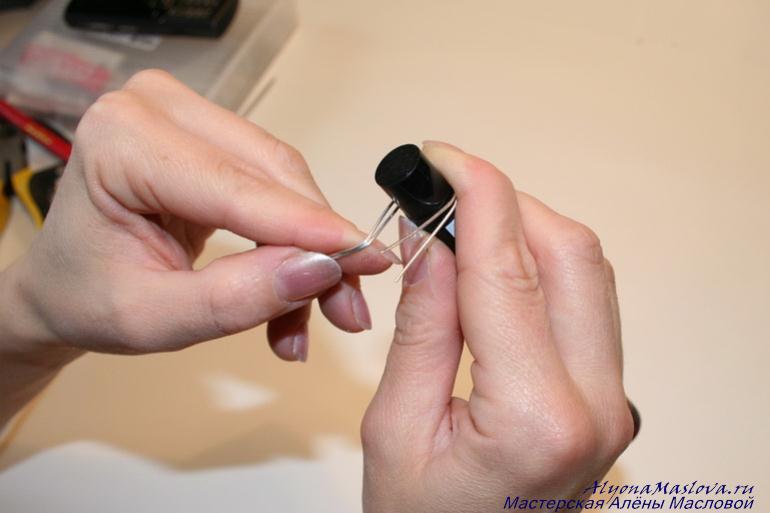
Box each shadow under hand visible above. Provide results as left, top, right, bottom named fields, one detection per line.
left=0, top=239, right=383, bottom=472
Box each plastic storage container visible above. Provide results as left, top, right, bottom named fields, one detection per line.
left=0, top=0, right=297, bottom=125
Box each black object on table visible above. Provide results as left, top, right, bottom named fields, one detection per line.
left=0, top=0, right=36, bottom=11
left=64, top=0, right=238, bottom=38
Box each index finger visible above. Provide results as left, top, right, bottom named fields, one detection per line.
left=122, top=69, right=328, bottom=206
left=421, top=142, right=575, bottom=431
left=77, top=91, right=372, bottom=257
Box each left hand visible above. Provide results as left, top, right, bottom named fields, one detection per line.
left=2, top=70, right=392, bottom=362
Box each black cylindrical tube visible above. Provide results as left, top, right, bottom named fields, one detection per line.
left=375, top=144, right=456, bottom=251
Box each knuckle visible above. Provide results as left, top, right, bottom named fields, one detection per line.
left=218, top=158, right=278, bottom=198
left=392, top=313, right=417, bottom=346
left=535, top=406, right=599, bottom=476
left=212, top=160, right=261, bottom=223
left=273, top=140, right=309, bottom=174
left=214, top=158, right=251, bottom=192
left=605, top=405, right=635, bottom=459
left=393, top=297, right=442, bottom=347
left=77, top=90, right=142, bottom=144
left=103, top=285, right=157, bottom=354
left=206, top=273, right=255, bottom=337
left=76, top=92, right=120, bottom=141
left=360, top=403, right=387, bottom=456
left=75, top=91, right=149, bottom=182
left=548, top=220, right=604, bottom=267
left=476, top=243, right=542, bottom=296
left=123, top=68, right=176, bottom=92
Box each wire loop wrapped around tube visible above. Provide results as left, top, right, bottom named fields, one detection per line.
left=329, top=195, right=457, bottom=281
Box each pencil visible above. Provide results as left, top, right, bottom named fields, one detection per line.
left=0, top=99, right=71, bottom=162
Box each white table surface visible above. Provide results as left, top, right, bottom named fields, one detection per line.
left=1, top=1, right=769, bottom=512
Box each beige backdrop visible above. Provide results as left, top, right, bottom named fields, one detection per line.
left=1, top=1, right=768, bottom=512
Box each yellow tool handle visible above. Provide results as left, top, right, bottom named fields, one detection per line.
left=10, top=167, right=45, bottom=228
left=0, top=189, right=9, bottom=233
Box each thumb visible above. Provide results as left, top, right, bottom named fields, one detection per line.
left=365, top=218, right=463, bottom=448
left=114, top=246, right=342, bottom=352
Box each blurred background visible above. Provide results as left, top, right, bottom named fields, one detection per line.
left=0, top=1, right=768, bottom=512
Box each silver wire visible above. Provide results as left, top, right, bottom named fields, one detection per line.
left=379, top=194, right=457, bottom=254
left=328, top=195, right=458, bottom=282
left=329, top=199, right=400, bottom=260
left=395, top=198, right=457, bottom=282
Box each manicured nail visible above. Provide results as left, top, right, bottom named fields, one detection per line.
left=351, top=288, right=372, bottom=330
left=291, top=332, right=308, bottom=362
left=379, top=247, right=402, bottom=266
left=399, top=217, right=430, bottom=286
left=628, top=399, right=641, bottom=439
left=274, top=252, right=342, bottom=302
left=357, top=243, right=402, bottom=266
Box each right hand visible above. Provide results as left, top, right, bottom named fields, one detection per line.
left=3, top=70, right=392, bottom=365
left=362, top=142, right=635, bottom=512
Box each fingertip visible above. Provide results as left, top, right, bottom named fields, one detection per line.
left=319, top=276, right=371, bottom=332
left=397, top=216, right=456, bottom=289
left=267, top=307, right=310, bottom=362
left=269, top=330, right=308, bottom=362
left=335, top=244, right=396, bottom=275
left=422, top=141, right=510, bottom=196
left=398, top=217, right=430, bottom=286
left=370, top=238, right=402, bottom=266
left=421, top=140, right=479, bottom=195
left=422, top=140, right=464, bottom=153
left=351, top=288, right=372, bottom=330
left=421, top=140, right=467, bottom=172
left=332, top=217, right=399, bottom=274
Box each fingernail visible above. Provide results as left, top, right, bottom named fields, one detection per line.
left=274, top=252, right=342, bottom=302
left=422, top=140, right=464, bottom=153
left=358, top=242, right=402, bottom=266
left=628, top=399, right=641, bottom=439
left=399, top=217, right=430, bottom=286
left=379, top=247, right=402, bottom=266
left=351, top=289, right=372, bottom=330
left=421, top=141, right=468, bottom=184
left=291, top=331, right=308, bottom=362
